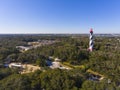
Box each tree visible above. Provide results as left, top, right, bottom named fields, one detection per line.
left=36, top=56, right=46, bottom=67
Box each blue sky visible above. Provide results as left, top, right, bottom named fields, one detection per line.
left=0, top=0, right=120, bottom=34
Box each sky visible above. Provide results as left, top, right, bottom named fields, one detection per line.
left=0, top=0, right=120, bottom=34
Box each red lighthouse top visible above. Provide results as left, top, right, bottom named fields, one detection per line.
left=90, top=28, right=93, bottom=33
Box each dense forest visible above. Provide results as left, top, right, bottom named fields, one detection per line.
left=0, top=34, right=120, bottom=90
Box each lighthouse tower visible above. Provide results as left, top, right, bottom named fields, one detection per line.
left=89, top=28, right=94, bottom=52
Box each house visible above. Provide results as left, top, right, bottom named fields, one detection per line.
left=9, top=63, right=23, bottom=69
left=16, top=46, right=31, bottom=52
left=50, top=62, right=60, bottom=69
left=87, top=69, right=104, bottom=81
left=88, top=74, right=103, bottom=81
left=54, top=58, right=61, bottom=62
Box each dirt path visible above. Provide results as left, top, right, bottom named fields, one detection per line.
left=21, top=64, right=40, bottom=74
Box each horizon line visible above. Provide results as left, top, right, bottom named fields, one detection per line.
left=0, top=33, right=120, bottom=35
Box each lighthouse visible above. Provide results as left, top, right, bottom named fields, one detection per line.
left=89, top=28, right=94, bottom=52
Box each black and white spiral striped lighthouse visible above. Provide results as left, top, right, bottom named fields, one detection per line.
left=89, top=28, right=94, bottom=52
